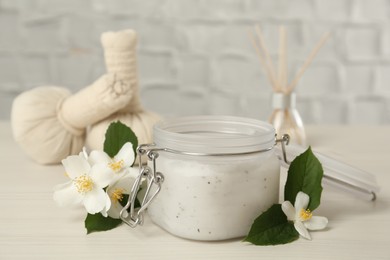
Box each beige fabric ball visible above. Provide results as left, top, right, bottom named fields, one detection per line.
left=11, top=87, right=85, bottom=164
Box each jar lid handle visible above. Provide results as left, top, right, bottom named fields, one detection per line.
left=276, top=144, right=379, bottom=201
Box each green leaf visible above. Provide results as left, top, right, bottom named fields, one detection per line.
left=85, top=213, right=122, bottom=234
left=103, top=121, right=138, bottom=160
left=284, top=146, right=324, bottom=211
left=244, top=204, right=299, bottom=245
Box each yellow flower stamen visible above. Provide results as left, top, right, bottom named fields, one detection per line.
left=108, top=159, right=124, bottom=173
left=74, top=174, right=94, bottom=194
left=299, top=208, right=313, bottom=221
left=110, top=188, right=125, bottom=204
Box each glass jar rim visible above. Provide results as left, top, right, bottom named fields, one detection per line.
left=153, top=115, right=275, bottom=155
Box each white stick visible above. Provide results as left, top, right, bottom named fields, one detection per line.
left=287, top=32, right=331, bottom=93
left=254, top=25, right=279, bottom=91
left=278, top=26, right=288, bottom=93
left=248, top=30, right=278, bottom=91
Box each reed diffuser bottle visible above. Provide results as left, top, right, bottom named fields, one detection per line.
left=269, top=92, right=305, bottom=145
left=249, top=25, right=329, bottom=146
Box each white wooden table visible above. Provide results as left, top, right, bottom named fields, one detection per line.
left=1, top=121, right=390, bottom=259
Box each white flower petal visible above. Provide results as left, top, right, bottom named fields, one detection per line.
left=105, top=192, right=112, bottom=211
left=281, top=201, right=296, bottom=221
left=83, top=187, right=110, bottom=214
left=79, top=147, right=89, bottom=160
left=90, top=164, right=115, bottom=188
left=294, top=191, right=310, bottom=211
left=120, top=209, right=129, bottom=219
left=107, top=200, right=124, bottom=219
left=89, top=150, right=111, bottom=165
left=62, top=155, right=90, bottom=179
left=100, top=210, right=108, bottom=217
left=127, top=167, right=139, bottom=178
left=112, top=175, right=136, bottom=194
left=100, top=195, right=112, bottom=218
left=53, top=182, right=83, bottom=206
left=111, top=167, right=139, bottom=189
left=304, top=216, right=328, bottom=230
left=113, top=168, right=129, bottom=182
left=114, top=142, right=135, bottom=167
left=294, top=221, right=311, bottom=240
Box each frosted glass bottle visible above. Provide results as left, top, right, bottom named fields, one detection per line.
left=269, top=92, right=306, bottom=146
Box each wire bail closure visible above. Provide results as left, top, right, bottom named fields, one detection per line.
left=120, top=135, right=290, bottom=228
left=276, top=134, right=290, bottom=165
left=120, top=144, right=164, bottom=227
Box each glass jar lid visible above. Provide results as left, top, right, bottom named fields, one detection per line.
left=153, top=115, right=275, bottom=155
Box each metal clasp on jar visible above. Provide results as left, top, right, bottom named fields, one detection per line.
left=120, top=144, right=164, bottom=227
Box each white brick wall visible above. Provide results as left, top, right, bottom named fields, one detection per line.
left=0, top=0, right=390, bottom=124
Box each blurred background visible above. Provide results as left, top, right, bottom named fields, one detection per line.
left=0, top=0, right=389, bottom=124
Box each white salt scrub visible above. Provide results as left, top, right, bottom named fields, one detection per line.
left=147, top=116, right=280, bottom=241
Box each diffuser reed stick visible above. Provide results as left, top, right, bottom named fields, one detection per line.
left=248, top=32, right=278, bottom=91
left=286, top=32, right=331, bottom=93
left=277, top=26, right=288, bottom=92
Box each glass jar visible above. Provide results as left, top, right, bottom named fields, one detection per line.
left=144, top=116, right=280, bottom=241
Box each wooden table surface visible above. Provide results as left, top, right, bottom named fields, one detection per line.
left=1, top=121, right=390, bottom=259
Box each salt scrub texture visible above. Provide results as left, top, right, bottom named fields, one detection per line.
left=147, top=152, right=280, bottom=241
